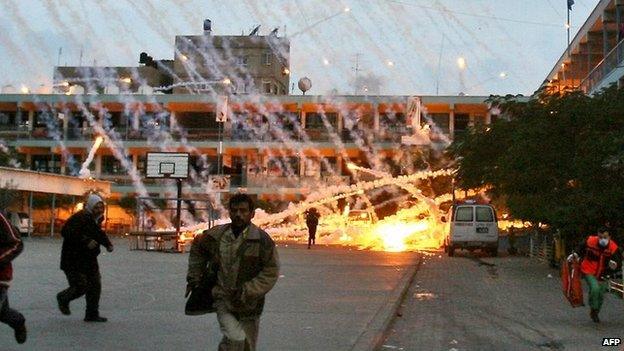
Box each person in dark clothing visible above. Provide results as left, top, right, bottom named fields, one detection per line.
left=0, top=210, right=26, bottom=344
left=568, top=227, right=622, bottom=323
left=305, top=208, right=320, bottom=249
left=57, top=194, right=114, bottom=322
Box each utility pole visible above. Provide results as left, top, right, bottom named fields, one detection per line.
left=353, top=53, right=362, bottom=95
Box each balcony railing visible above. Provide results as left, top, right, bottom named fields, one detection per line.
left=0, top=124, right=415, bottom=144
left=99, top=173, right=349, bottom=191
left=580, top=39, right=624, bottom=93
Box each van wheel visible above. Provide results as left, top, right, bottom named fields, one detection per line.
left=448, top=246, right=455, bottom=257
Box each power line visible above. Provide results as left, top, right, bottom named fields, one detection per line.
left=385, top=0, right=578, bottom=28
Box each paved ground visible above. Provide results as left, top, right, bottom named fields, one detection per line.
left=0, top=238, right=420, bottom=351
left=382, top=250, right=624, bottom=351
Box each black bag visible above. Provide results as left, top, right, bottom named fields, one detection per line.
left=185, top=270, right=217, bottom=316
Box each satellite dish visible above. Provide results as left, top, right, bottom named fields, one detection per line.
left=249, top=25, right=260, bottom=36
left=298, top=77, right=312, bottom=95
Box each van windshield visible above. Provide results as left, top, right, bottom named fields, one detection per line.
left=476, top=207, right=494, bottom=222
left=454, top=207, right=473, bottom=222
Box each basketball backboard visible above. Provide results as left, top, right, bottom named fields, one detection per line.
left=146, top=152, right=190, bottom=179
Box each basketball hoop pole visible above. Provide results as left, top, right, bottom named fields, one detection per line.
left=176, top=178, right=182, bottom=237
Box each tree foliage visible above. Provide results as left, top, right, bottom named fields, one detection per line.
left=448, top=86, right=624, bottom=241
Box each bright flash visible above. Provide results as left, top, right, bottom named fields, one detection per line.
left=323, top=58, right=330, bottom=65
left=20, top=85, right=29, bottom=94
left=344, top=7, right=351, bottom=12
left=120, top=77, right=132, bottom=84
left=93, top=136, right=104, bottom=149
left=457, top=57, right=467, bottom=70
left=499, top=72, right=507, bottom=78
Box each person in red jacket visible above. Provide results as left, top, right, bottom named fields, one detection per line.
left=569, top=227, right=622, bottom=323
left=0, top=210, right=26, bottom=344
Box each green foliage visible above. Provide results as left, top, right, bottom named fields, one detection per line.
left=449, top=86, right=624, bottom=241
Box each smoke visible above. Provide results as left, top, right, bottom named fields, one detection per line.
left=79, top=136, right=103, bottom=178
left=351, top=72, right=385, bottom=95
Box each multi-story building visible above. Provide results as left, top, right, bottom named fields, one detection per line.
left=0, top=94, right=495, bottom=203
left=541, top=0, right=624, bottom=94
left=52, top=20, right=290, bottom=96
left=1, top=25, right=501, bottom=229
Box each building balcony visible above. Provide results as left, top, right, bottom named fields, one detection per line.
left=580, top=38, right=624, bottom=94
left=3, top=122, right=420, bottom=148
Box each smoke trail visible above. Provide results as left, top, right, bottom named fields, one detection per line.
left=79, top=135, right=103, bottom=178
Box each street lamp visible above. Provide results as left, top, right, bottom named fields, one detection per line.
left=457, top=57, right=467, bottom=70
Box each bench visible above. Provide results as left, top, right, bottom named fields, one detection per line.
left=126, top=231, right=179, bottom=252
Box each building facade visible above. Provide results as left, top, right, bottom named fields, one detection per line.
left=541, top=0, right=624, bottom=94
left=52, top=21, right=290, bottom=96
left=0, top=93, right=495, bottom=204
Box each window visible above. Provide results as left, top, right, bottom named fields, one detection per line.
left=101, top=155, right=125, bottom=175
left=176, top=112, right=218, bottom=129
left=262, top=81, right=272, bottom=94
left=428, top=113, right=450, bottom=134
left=380, top=112, right=406, bottom=126
left=0, top=111, right=16, bottom=128
left=476, top=207, right=495, bottom=222
left=237, top=56, right=249, bottom=66
left=137, top=156, right=146, bottom=173
left=305, top=112, right=338, bottom=129
left=267, top=157, right=300, bottom=176
left=189, top=155, right=217, bottom=175
left=454, top=113, right=470, bottom=136
left=31, top=155, right=61, bottom=173
left=320, top=157, right=337, bottom=175
left=263, top=52, right=272, bottom=66
left=454, top=206, right=473, bottom=222
left=34, top=111, right=53, bottom=128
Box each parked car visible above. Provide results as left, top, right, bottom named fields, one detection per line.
left=8, top=211, right=33, bottom=236
left=442, top=201, right=499, bottom=257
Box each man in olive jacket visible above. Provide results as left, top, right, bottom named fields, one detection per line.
left=57, top=194, right=113, bottom=322
left=187, top=194, right=279, bottom=351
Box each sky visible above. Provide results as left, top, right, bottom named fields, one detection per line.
left=0, top=0, right=600, bottom=96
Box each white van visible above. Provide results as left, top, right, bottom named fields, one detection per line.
left=443, top=202, right=499, bottom=257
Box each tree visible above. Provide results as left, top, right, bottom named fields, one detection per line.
left=449, top=86, right=624, bottom=242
